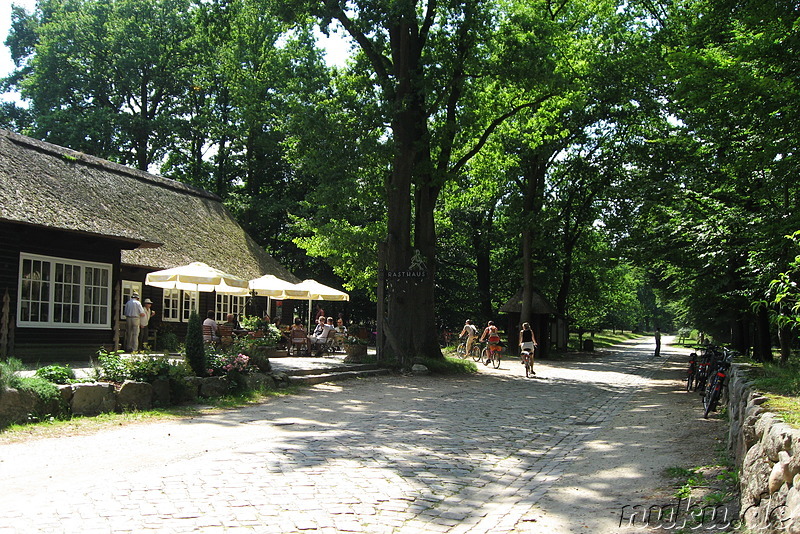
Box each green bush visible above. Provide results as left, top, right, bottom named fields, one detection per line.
left=35, top=365, right=76, bottom=384
left=127, top=355, right=176, bottom=382
left=15, top=376, right=69, bottom=420
left=95, top=348, right=128, bottom=383
left=0, top=357, right=25, bottom=390
left=155, top=328, right=180, bottom=352
left=185, top=310, right=206, bottom=377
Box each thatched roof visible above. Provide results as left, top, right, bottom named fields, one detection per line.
left=0, top=129, right=298, bottom=282
left=499, top=288, right=558, bottom=315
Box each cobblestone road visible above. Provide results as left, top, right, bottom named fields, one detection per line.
left=0, top=337, right=700, bottom=533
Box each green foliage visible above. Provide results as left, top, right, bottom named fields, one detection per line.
left=0, top=358, right=25, bottom=390
left=14, top=376, right=69, bottom=420
left=413, top=356, right=478, bottom=375
left=155, top=324, right=180, bottom=352
left=34, top=365, right=76, bottom=385
left=206, top=352, right=253, bottom=377
left=94, top=348, right=128, bottom=383
left=126, top=356, right=190, bottom=384
left=185, top=310, right=207, bottom=377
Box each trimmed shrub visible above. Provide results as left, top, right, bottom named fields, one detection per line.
left=185, top=310, right=206, bottom=377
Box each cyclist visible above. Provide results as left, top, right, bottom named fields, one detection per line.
left=519, top=322, right=538, bottom=372
left=479, top=321, right=502, bottom=365
left=459, top=319, right=479, bottom=357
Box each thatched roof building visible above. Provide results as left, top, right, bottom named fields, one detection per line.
left=0, top=129, right=297, bottom=360
left=0, top=129, right=296, bottom=281
left=498, top=288, right=558, bottom=315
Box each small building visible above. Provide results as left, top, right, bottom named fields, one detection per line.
left=0, top=129, right=297, bottom=361
left=498, top=288, right=565, bottom=358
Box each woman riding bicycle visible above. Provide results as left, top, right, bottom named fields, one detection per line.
left=519, top=322, right=538, bottom=375
left=479, top=321, right=502, bottom=365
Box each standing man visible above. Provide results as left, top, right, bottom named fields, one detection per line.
left=124, top=292, right=146, bottom=352
left=654, top=327, right=662, bottom=357
left=139, top=298, right=156, bottom=350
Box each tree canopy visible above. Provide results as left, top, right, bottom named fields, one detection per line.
left=3, top=0, right=799, bottom=362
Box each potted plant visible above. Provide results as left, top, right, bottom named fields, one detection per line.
left=343, top=335, right=368, bottom=362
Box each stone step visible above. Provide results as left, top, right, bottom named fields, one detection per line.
left=287, top=368, right=391, bottom=386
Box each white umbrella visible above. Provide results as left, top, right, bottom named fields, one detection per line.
left=249, top=274, right=310, bottom=299
left=280, top=279, right=349, bottom=329
left=294, top=279, right=350, bottom=302
left=145, top=262, right=248, bottom=295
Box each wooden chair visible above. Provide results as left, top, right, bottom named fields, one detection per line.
left=289, top=329, right=309, bottom=356
left=202, top=324, right=219, bottom=345
left=218, top=325, right=234, bottom=348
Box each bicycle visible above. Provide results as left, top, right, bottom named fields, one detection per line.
left=703, top=348, right=736, bottom=418
left=686, top=351, right=698, bottom=391
left=456, top=337, right=481, bottom=361
left=521, top=347, right=535, bottom=377
left=481, top=341, right=502, bottom=369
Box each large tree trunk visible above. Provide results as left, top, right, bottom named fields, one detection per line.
left=520, top=153, right=546, bottom=325
left=381, top=20, right=442, bottom=365
left=753, top=306, right=773, bottom=362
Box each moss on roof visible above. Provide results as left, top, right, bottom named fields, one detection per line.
left=0, top=129, right=297, bottom=282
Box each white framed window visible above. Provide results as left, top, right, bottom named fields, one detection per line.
left=121, top=280, right=143, bottom=319
left=18, top=253, right=112, bottom=329
left=216, top=294, right=246, bottom=322
left=182, top=290, right=199, bottom=322
left=162, top=288, right=181, bottom=322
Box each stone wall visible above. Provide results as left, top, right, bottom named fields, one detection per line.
left=728, top=364, right=800, bottom=533
left=0, top=371, right=287, bottom=428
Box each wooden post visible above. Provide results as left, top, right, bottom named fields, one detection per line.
left=1, top=290, right=9, bottom=359
left=376, top=241, right=386, bottom=362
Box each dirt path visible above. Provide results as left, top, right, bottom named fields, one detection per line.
left=518, top=337, right=732, bottom=532
left=0, top=336, right=733, bottom=533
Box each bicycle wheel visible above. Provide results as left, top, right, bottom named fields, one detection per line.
left=469, top=344, right=481, bottom=361
left=492, top=349, right=501, bottom=369
left=524, top=357, right=533, bottom=378
left=686, top=371, right=694, bottom=391
left=704, top=388, right=720, bottom=418
left=456, top=342, right=467, bottom=359
left=481, top=347, right=490, bottom=365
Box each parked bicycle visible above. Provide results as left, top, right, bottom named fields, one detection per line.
left=703, top=348, right=737, bottom=418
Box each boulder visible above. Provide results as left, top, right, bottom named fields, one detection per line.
left=116, top=381, right=153, bottom=412
left=199, top=376, right=229, bottom=398
left=0, top=388, right=37, bottom=426
left=244, top=373, right=275, bottom=391
left=71, top=383, right=116, bottom=416
left=411, top=364, right=430, bottom=376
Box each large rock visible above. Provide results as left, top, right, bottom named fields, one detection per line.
left=199, top=376, right=229, bottom=398
left=71, top=383, right=116, bottom=416
left=0, top=388, right=37, bottom=426
left=244, top=373, right=275, bottom=391
left=116, top=381, right=153, bottom=412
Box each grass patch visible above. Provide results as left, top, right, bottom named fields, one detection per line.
left=0, top=385, right=300, bottom=443
left=744, top=361, right=800, bottom=428
left=415, top=355, right=478, bottom=375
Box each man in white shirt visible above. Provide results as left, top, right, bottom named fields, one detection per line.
left=123, top=292, right=146, bottom=352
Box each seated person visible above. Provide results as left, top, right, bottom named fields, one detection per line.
left=223, top=313, right=241, bottom=330
left=334, top=317, right=348, bottom=336
left=307, top=316, right=333, bottom=348
left=202, top=310, right=220, bottom=342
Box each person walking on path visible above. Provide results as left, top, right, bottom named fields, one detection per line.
left=654, top=327, right=662, bottom=357
left=123, top=292, right=146, bottom=352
